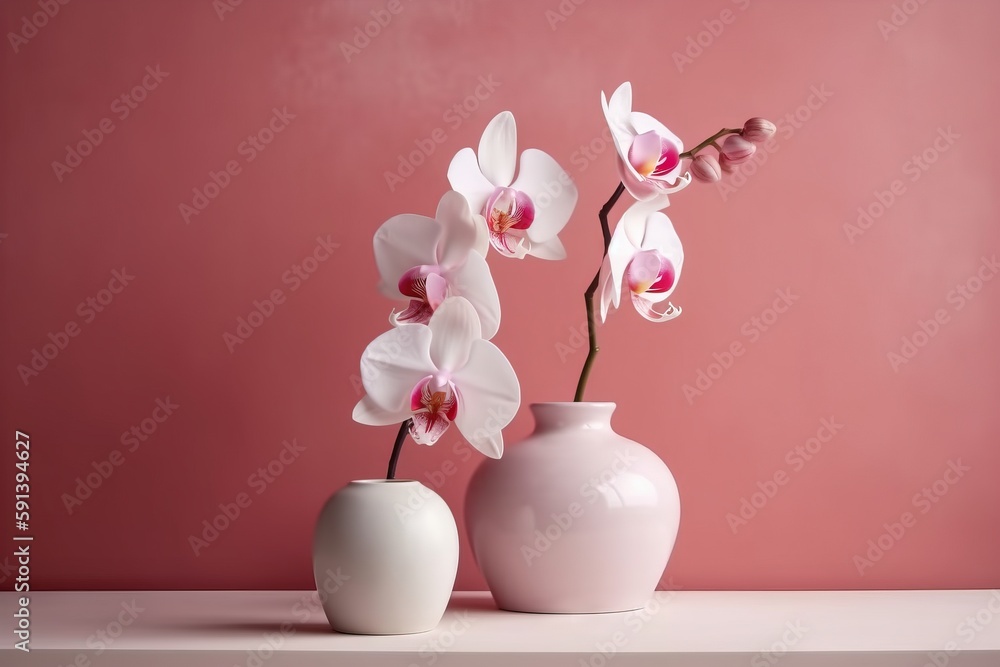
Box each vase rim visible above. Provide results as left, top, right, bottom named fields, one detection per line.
left=529, top=401, right=617, bottom=408
left=529, top=402, right=617, bottom=432
left=349, top=479, right=422, bottom=485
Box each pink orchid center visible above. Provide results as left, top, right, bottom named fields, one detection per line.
left=628, top=131, right=680, bottom=179
left=483, top=187, right=535, bottom=255
left=395, top=265, right=448, bottom=325
left=408, top=376, right=459, bottom=445
left=626, top=250, right=675, bottom=295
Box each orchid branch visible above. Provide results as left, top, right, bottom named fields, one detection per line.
left=385, top=419, right=412, bottom=479
left=679, top=128, right=742, bottom=159
left=573, top=182, right=626, bottom=402
left=572, top=129, right=754, bottom=402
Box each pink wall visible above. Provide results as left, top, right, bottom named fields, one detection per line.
left=2, top=0, right=998, bottom=591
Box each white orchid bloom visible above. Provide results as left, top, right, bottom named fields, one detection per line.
left=447, top=111, right=578, bottom=260
left=374, top=190, right=500, bottom=339
left=602, top=81, right=693, bottom=202
left=352, top=297, right=520, bottom=458
left=599, top=200, right=684, bottom=323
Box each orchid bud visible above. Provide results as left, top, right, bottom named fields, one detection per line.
left=721, top=135, right=755, bottom=164
left=691, top=154, right=722, bottom=183
left=742, top=117, right=776, bottom=143
left=719, top=154, right=736, bottom=174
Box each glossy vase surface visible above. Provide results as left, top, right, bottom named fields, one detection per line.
left=313, top=479, right=458, bottom=634
left=465, top=402, right=680, bottom=613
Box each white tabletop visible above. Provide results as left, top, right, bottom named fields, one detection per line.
left=3, top=589, right=999, bottom=666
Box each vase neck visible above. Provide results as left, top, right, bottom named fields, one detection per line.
left=529, top=402, right=616, bottom=434
left=347, top=479, right=423, bottom=497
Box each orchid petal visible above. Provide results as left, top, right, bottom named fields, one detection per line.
left=625, top=250, right=663, bottom=294
left=608, top=82, right=633, bottom=121
left=435, top=191, right=479, bottom=267
left=602, top=85, right=638, bottom=182
left=506, top=237, right=530, bottom=259
left=608, top=231, right=635, bottom=308
left=601, top=83, right=690, bottom=196
left=448, top=147, right=495, bottom=216
left=637, top=285, right=674, bottom=304
left=654, top=171, right=694, bottom=196
left=598, top=255, right=615, bottom=322
left=608, top=202, right=655, bottom=308
left=358, top=324, right=434, bottom=414
left=489, top=230, right=531, bottom=259
left=628, top=131, right=663, bottom=176
left=447, top=251, right=501, bottom=339
left=410, top=377, right=458, bottom=420
left=484, top=187, right=535, bottom=237
left=409, top=411, right=452, bottom=445
left=352, top=394, right=406, bottom=425
left=373, top=215, right=442, bottom=298
left=470, top=214, right=490, bottom=256
left=408, top=378, right=458, bottom=446
left=424, top=272, right=449, bottom=309
left=620, top=199, right=660, bottom=248
left=630, top=112, right=683, bottom=152
left=428, top=297, right=482, bottom=372
left=512, top=149, right=578, bottom=244
left=637, top=211, right=684, bottom=301
left=478, top=111, right=517, bottom=187
left=640, top=211, right=684, bottom=268
left=393, top=265, right=445, bottom=324
left=616, top=156, right=661, bottom=202
left=631, top=294, right=683, bottom=322
left=527, top=235, right=567, bottom=261
left=602, top=86, right=648, bottom=188
left=389, top=299, right=433, bottom=327
left=630, top=113, right=684, bottom=184
left=451, top=339, right=520, bottom=459
left=643, top=193, right=673, bottom=212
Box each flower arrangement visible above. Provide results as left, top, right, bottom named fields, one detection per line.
left=353, top=81, right=775, bottom=476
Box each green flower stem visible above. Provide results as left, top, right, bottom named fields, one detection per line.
left=573, top=182, right=626, bottom=402
left=385, top=419, right=412, bottom=480
left=679, top=128, right=742, bottom=159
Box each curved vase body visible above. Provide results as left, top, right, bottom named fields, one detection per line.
left=465, top=402, right=680, bottom=613
left=313, top=479, right=458, bottom=634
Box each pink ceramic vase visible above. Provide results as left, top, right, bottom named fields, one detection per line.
left=464, top=402, right=680, bottom=613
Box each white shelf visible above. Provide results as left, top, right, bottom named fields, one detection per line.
left=3, top=589, right=1000, bottom=666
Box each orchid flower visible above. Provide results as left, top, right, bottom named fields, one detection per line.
left=447, top=111, right=578, bottom=260
left=602, top=82, right=693, bottom=203
left=353, top=297, right=520, bottom=458
left=374, top=190, right=501, bottom=339
left=599, top=200, right=684, bottom=323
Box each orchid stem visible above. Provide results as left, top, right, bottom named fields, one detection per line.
left=571, top=128, right=741, bottom=403
left=385, top=419, right=411, bottom=480
left=574, top=182, right=626, bottom=403
left=679, top=128, right=742, bottom=159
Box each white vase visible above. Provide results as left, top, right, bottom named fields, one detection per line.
left=312, top=479, right=458, bottom=634
left=464, top=402, right=680, bottom=613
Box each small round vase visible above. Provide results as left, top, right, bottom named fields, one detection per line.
left=312, top=479, right=458, bottom=634
left=464, top=402, right=680, bottom=613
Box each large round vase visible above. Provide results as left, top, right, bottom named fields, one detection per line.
left=312, top=479, right=458, bottom=634
left=464, top=402, right=680, bottom=613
